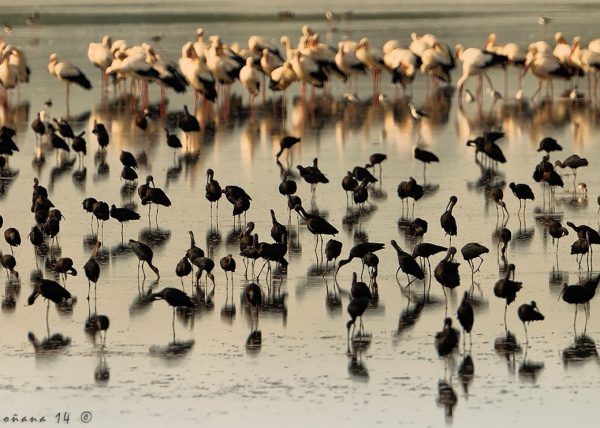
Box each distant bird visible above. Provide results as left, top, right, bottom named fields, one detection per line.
left=435, top=318, right=459, bottom=357
left=205, top=169, right=222, bottom=217
left=440, top=196, right=458, bottom=244
left=28, top=279, right=72, bottom=327
left=409, top=217, right=428, bottom=239
left=391, top=240, right=424, bottom=288
left=93, top=315, right=110, bottom=347
left=494, top=263, right=522, bottom=325
left=0, top=251, right=18, bottom=281
left=83, top=241, right=101, bottom=300
left=55, top=257, right=77, bottom=287
left=297, top=158, right=329, bottom=191
left=342, top=171, right=359, bottom=203
left=175, top=256, right=192, bottom=289
left=31, top=112, right=45, bottom=143
left=538, top=15, right=552, bottom=26
left=110, top=205, right=141, bottom=241
left=346, top=272, right=371, bottom=352
left=457, top=292, right=474, bottom=347
left=555, top=154, right=588, bottom=184
left=460, top=243, right=489, bottom=274
left=4, top=227, right=20, bottom=254
left=275, top=135, right=302, bottom=159
left=294, top=205, right=338, bottom=253
left=92, top=120, right=109, bottom=150
left=178, top=105, right=200, bottom=147
left=269, top=209, right=287, bottom=244
left=560, top=274, right=600, bottom=331
left=140, top=175, right=172, bottom=221
left=537, top=137, right=562, bottom=154
left=119, top=151, right=137, bottom=169
left=325, top=239, right=343, bottom=271
left=148, top=288, right=195, bottom=336
left=518, top=301, right=544, bottom=343
left=548, top=221, right=569, bottom=256
left=497, top=226, right=512, bottom=258
left=413, top=147, right=439, bottom=182
left=336, top=241, right=385, bottom=279
left=365, top=153, right=387, bottom=176
left=434, top=247, right=461, bottom=303
left=165, top=128, right=182, bottom=155
left=220, top=254, right=236, bottom=283
left=129, top=239, right=160, bottom=279
left=509, top=182, right=534, bottom=213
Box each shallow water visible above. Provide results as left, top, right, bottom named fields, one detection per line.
left=0, top=2, right=599, bottom=427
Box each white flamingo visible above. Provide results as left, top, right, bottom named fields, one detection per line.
left=88, top=35, right=113, bottom=90
left=455, top=44, right=507, bottom=99
left=356, top=38, right=385, bottom=97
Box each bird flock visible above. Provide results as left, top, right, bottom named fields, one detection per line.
left=0, top=18, right=598, bottom=407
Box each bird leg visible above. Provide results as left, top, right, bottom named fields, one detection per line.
left=523, top=322, right=529, bottom=345
left=474, top=257, right=484, bottom=273
left=504, top=303, right=508, bottom=331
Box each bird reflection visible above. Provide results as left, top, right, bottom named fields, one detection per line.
left=562, top=334, right=600, bottom=368
left=27, top=331, right=71, bottom=352
left=347, top=348, right=369, bottom=380
left=436, top=380, right=457, bottom=421
left=138, top=227, right=171, bottom=247
left=458, top=354, right=474, bottom=399
left=149, top=340, right=195, bottom=357
left=71, top=167, right=86, bottom=189
left=518, top=352, right=544, bottom=383
left=128, top=285, right=155, bottom=317
left=494, top=331, right=522, bottom=373
left=94, top=350, right=110, bottom=384
left=394, top=296, right=425, bottom=339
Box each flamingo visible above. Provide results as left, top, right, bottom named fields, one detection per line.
left=48, top=53, right=92, bottom=115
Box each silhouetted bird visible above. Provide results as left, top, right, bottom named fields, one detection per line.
left=518, top=301, right=544, bottom=343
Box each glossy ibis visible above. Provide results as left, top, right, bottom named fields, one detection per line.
left=129, top=239, right=160, bottom=279
left=518, top=301, right=544, bottom=343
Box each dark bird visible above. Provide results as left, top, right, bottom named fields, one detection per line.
left=28, top=226, right=44, bottom=255
left=509, top=182, right=534, bottom=213
left=110, top=205, right=141, bottom=241
left=435, top=318, right=459, bottom=357
left=413, top=146, right=439, bottom=183
left=129, top=239, right=160, bottom=279
left=93, top=315, right=110, bottom=347
left=325, top=239, right=342, bottom=271
left=178, top=105, right=200, bottom=147
left=457, top=292, right=474, bottom=346
left=223, top=185, right=252, bottom=224
left=31, top=112, right=46, bottom=143
left=440, top=195, right=458, bottom=244
left=346, top=272, right=371, bottom=352
left=220, top=254, right=236, bottom=282
left=270, top=209, right=287, bottom=244
left=186, top=230, right=205, bottom=263
left=205, top=169, right=222, bottom=217
left=28, top=279, right=72, bottom=329
left=537, top=137, right=562, bottom=154
left=278, top=176, right=297, bottom=197
left=390, top=240, right=425, bottom=287
left=560, top=274, right=600, bottom=332
left=175, top=256, right=192, bottom=289
left=295, top=204, right=338, bottom=253
left=53, top=118, right=75, bottom=140
left=276, top=135, right=301, bottom=158
left=352, top=166, right=377, bottom=184
left=165, top=128, right=182, bottom=154
left=460, top=242, right=489, bottom=274
left=434, top=247, right=461, bottom=303
left=555, top=154, right=588, bottom=184
left=239, top=234, right=260, bottom=276
left=4, top=227, right=21, bottom=254
left=0, top=251, right=18, bottom=281
left=92, top=201, right=110, bottom=234
left=92, top=120, right=109, bottom=150
left=342, top=171, right=359, bottom=203
left=297, top=158, right=329, bottom=191
left=50, top=130, right=70, bottom=156
left=493, top=263, right=522, bottom=325
left=121, top=165, right=138, bottom=183
left=55, top=257, right=77, bottom=287
left=135, top=109, right=150, bottom=131
left=337, top=242, right=385, bottom=277
left=518, top=301, right=544, bottom=343
left=140, top=175, right=172, bottom=221
left=83, top=241, right=101, bottom=300
left=71, top=131, right=87, bottom=161
left=548, top=221, right=569, bottom=256
left=497, top=226, right=512, bottom=257
left=409, top=217, right=428, bottom=238
left=119, top=150, right=137, bottom=169
left=82, top=197, right=98, bottom=228
left=148, top=287, right=195, bottom=337
left=412, top=242, right=447, bottom=274
left=488, top=187, right=509, bottom=218
left=365, top=153, right=387, bottom=175
left=397, top=176, right=424, bottom=215
left=192, top=256, right=216, bottom=293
